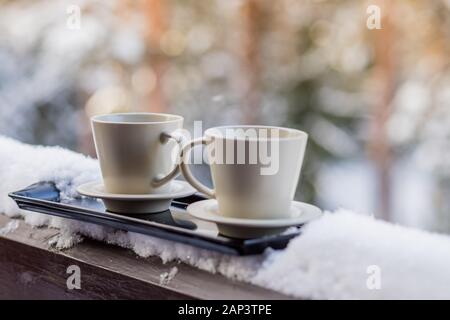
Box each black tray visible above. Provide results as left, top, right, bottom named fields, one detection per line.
left=8, top=182, right=301, bottom=255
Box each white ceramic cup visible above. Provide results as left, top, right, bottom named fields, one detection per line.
left=180, top=126, right=308, bottom=219
left=91, top=113, right=184, bottom=194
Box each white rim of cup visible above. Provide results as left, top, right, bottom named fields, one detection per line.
left=91, top=112, right=183, bottom=125
left=204, top=125, right=308, bottom=142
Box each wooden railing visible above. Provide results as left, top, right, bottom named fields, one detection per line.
left=0, top=215, right=290, bottom=300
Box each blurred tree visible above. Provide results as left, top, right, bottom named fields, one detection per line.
left=277, top=2, right=367, bottom=204
left=239, top=0, right=264, bottom=124
left=144, top=0, right=169, bottom=113
left=284, top=77, right=363, bottom=204
left=369, top=0, right=396, bottom=220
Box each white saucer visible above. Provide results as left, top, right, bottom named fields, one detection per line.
left=77, top=180, right=196, bottom=214
left=187, top=199, right=322, bottom=239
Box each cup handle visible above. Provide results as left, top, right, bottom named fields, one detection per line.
left=180, top=137, right=216, bottom=198
left=151, top=131, right=185, bottom=188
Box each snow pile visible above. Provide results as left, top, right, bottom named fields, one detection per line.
left=1, top=135, right=450, bottom=299
left=0, top=135, right=100, bottom=226
left=255, top=211, right=450, bottom=299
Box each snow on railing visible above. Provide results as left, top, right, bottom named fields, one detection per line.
left=1, top=135, right=449, bottom=299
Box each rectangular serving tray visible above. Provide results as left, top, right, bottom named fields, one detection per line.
left=8, top=181, right=301, bottom=255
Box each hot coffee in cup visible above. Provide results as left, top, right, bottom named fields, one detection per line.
left=180, top=126, right=308, bottom=219
left=91, top=113, right=184, bottom=194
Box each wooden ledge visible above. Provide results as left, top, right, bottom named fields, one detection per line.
left=0, top=215, right=291, bottom=300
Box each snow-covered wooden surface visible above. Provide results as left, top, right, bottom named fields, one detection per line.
left=1, top=136, right=450, bottom=299
left=0, top=214, right=287, bottom=299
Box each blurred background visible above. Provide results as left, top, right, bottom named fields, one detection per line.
left=0, top=0, right=449, bottom=232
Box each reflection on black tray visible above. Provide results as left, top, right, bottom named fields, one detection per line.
left=119, top=210, right=197, bottom=230
left=64, top=196, right=197, bottom=230
left=9, top=181, right=301, bottom=256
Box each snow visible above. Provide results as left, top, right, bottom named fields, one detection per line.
left=160, top=266, right=179, bottom=285
left=254, top=211, right=450, bottom=299
left=0, top=219, right=19, bottom=236
left=1, top=135, right=450, bottom=299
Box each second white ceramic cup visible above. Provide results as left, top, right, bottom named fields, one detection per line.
left=180, top=125, right=308, bottom=219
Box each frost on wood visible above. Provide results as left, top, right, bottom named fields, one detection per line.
left=159, top=266, right=179, bottom=285
left=0, top=219, right=19, bottom=236
left=1, top=136, right=450, bottom=299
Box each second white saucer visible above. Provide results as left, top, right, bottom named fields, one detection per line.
left=77, top=180, right=196, bottom=214
left=187, top=199, right=322, bottom=239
